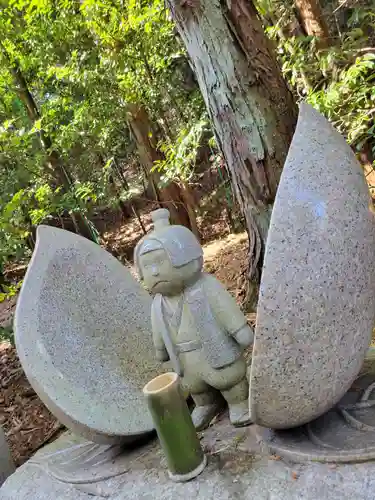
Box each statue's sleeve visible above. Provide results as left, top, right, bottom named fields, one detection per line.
left=204, top=274, right=253, bottom=346
left=151, top=297, right=170, bottom=362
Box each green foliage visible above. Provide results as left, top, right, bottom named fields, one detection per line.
left=266, top=6, right=375, bottom=158
left=0, top=0, right=204, bottom=270
left=0, top=325, right=14, bottom=345
left=0, top=281, right=23, bottom=303
left=0, top=189, right=31, bottom=265
left=154, top=118, right=209, bottom=184
left=308, top=53, right=375, bottom=150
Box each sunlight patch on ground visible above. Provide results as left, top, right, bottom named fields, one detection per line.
left=203, top=232, right=247, bottom=262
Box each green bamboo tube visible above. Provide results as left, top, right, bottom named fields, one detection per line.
left=143, top=372, right=207, bottom=482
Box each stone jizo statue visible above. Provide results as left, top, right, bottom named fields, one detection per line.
left=135, top=209, right=253, bottom=430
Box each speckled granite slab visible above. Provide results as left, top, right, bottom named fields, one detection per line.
left=15, top=226, right=163, bottom=444
left=250, top=103, right=375, bottom=429
left=3, top=421, right=375, bottom=500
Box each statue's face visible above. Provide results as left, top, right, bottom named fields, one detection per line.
left=139, top=248, right=200, bottom=296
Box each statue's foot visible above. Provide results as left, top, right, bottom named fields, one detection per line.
left=228, top=401, right=252, bottom=427
left=191, top=402, right=224, bottom=431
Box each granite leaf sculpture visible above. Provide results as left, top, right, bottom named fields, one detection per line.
left=250, top=103, right=375, bottom=430
left=135, top=209, right=254, bottom=430
left=15, top=226, right=164, bottom=445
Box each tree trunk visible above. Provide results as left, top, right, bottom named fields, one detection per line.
left=3, top=50, right=71, bottom=191
left=112, top=161, right=147, bottom=234
left=112, top=157, right=129, bottom=190
left=167, top=0, right=297, bottom=310
left=179, top=182, right=200, bottom=240
left=109, top=173, right=147, bottom=235
left=294, top=0, right=330, bottom=47
left=0, top=43, right=97, bottom=242
left=126, top=103, right=192, bottom=230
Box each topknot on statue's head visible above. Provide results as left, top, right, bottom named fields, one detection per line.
left=134, top=209, right=203, bottom=279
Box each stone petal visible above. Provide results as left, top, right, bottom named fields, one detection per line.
left=15, top=226, right=162, bottom=444
left=250, top=103, right=375, bottom=429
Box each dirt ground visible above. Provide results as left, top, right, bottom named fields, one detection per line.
left=0, top=228, right=250, bottom=467
left=0, top=343, right=63, bottom=466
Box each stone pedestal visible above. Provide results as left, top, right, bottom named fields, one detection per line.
left=2, top=418, right=375, bottom=499
left=258, top=349, right=375, bottom=462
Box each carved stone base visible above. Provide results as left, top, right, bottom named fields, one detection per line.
left=5, top=417, right=375, bottom=499
left=27, top=432, right=154, bottom=496
left=258, top=357, right=375, bottom=463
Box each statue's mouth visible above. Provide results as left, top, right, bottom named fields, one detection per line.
left=151, top=280, right=169, bottom=290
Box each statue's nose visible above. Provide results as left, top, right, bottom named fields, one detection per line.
left=151, top=266, right=159, bottom=277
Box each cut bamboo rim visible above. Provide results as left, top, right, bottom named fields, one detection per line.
left=143, top=372, right=178, bottom=395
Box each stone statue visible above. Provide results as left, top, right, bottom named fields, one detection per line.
left=135, top=209, right=253, bottom=430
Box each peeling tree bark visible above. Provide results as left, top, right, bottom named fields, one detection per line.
left=167, top=0, right=297, bottom=310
